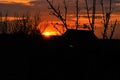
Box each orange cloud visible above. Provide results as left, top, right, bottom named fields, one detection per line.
left=0, top=0, right=31, bottom=5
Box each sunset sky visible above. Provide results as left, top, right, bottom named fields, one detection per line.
left=0, top=0, right=120, bottom=39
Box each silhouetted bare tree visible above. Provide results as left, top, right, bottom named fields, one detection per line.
left=109, top=19, right=117, bottom=39
left=100, top=0, right=117, bottom=39
left=84, top=0, right=96, bottom=32
left=46, top=0, right=68, bottom=33
left=46, top=0, right=84, bottom=33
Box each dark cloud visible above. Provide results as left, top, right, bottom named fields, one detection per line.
left=0, top=3, right=34, bottom=16
left=29, top=0, right=45, bottom=6
left=0, top=0, right=120, bottom=16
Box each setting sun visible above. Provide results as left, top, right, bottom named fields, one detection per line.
left=42, top=32, right=51, bottom=36
left=42, top=31, right=58, bottom=38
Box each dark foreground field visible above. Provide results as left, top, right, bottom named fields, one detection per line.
left=1, top=34, right=120, bottom=80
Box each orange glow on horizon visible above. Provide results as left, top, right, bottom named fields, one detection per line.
left=1, top=16, right=23, bottom=22
left=39, top=22, right=63, bottom=37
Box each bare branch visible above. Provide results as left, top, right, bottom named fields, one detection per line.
left=46, top=0, right=68, bottom=30
left=40, top=22, right=49, bottom=33
left=100, top=0, right=105, bottom=24
left=110, top=0, right=112, bottom=12
left=91, top=0, right=96, bottom=32
left=63, top=0, right=67, bottom=24
left=84, top=0, right=92, bottom=30
left=110, top=20, right=117, bottom=39
left=75, top=0, right=79, bottom=30
left=101, top=0, right=112, bottom=39
left=51, top=23, right=63, bottom=35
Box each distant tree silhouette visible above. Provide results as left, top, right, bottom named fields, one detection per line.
left=31, top=11, right=41, bottom=35
left=0, top=12, right=9, bottom=34
left=9, top=13, right=34, bottom=35
left=0, top=11, right=41, bottom=35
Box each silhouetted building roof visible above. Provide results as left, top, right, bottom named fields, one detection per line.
left=62, top=29, right=98, bottom=42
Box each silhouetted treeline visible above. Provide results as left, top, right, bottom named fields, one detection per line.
left=0, top=29, right=120, bottom=55
left=0, top=11, right=41, bottom=35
